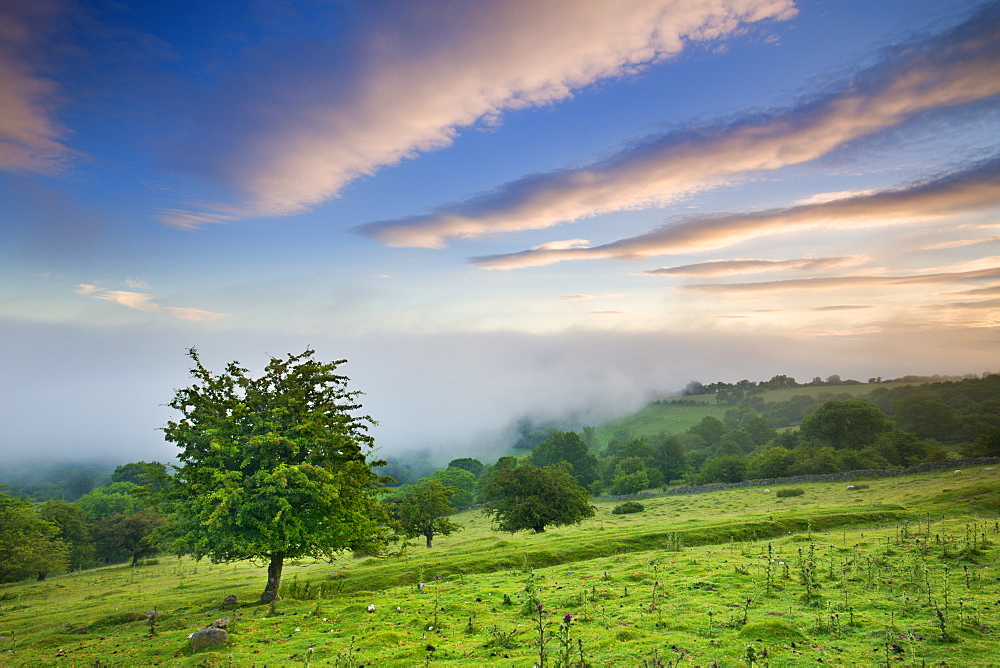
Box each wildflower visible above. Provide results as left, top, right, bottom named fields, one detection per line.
left=367, top=604, right=376, bottom=613
left=563, top=613, right=573, bottom=624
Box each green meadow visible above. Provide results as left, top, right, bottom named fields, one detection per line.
left=2, top=465, right=998, bottom=666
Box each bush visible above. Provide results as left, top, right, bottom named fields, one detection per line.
left=775, top=488, right=804, bottom=498
left=611, top=501, right=645, bottom=515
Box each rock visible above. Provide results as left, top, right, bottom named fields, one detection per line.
left=219, top=594, right=238, bottom=609
left=190, top=627, right=229, bottom=651
left=208, top=617, right=230, bottom=629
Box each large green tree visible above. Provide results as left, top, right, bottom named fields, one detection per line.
left=480, top=463, right=595, bottom=534
left=155, top=348, right=391, bottom=603
left=393, top=479, right=463, bottom=548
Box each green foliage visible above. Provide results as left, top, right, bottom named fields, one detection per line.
left=529, top=431, right=599, bottom=486
left=447, top=458, right=484, bottom=477
left=393, top=479, right=463, bottom=548
left=75, top=482, right=144, bottom=522
left=611, top=501, right=644, bottom=515
left=92, top=511, right=166, bottom=566
left=0, top=490, right=68, bottom=582
left=428, top=467, right=479, bottom=507
left=110, top=461, right=167, bottom=489
left=775, top=488, right=804, bottom=498
left=154, top=348, right=391, bottom=602
left=892, top=393, right=959, bottom=441
left=800, top=400, right=894, bottom=450
left=481, top=463, right=596, bottom=534
left=38, top=499, right=94, bottom=570
left=963, top=428, right=1000, bottom=457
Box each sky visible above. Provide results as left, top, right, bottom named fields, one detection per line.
left=2, top=0, right=999, bottom=468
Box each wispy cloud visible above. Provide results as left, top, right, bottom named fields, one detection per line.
left=165, top=0, right=796, bottom=226
left=359, top=4, right=1000, bottom=248
left=682, top=265, right=1000, bottom=293
left=922, top=235, right=1000, bottom=251
left=642, top=256, right=861, bottom=277
left=124, top=277, right=151, bottom=289
left=472, top=155, right=1000, bottom=269
left=0, top=0, right=74, bottom=173
left=76, top=285, right=226, bottom=322
left=557, top=293, right=620, bottom=301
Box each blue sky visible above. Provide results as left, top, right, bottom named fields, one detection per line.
left=2, top=0, right=998, bottom=466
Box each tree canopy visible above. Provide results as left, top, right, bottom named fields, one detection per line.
left=154, top=348, right=391, bottom=602
left=480, top=463, right=595, bottom=534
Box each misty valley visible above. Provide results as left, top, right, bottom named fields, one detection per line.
left=2, top=362, right=999, bottom=665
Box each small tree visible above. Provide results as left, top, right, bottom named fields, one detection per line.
left=154, top=348, right=391, bottom=603
left=394, top=479, right=462, bottom=548
left=480, top=463, right=595, bottom=534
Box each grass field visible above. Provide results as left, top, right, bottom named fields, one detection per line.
left=1, top=465, right=998, bottom=666
left=592, top=403, right=727, bottom=444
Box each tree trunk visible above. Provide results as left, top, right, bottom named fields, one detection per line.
left=260, top=552, right=284, bottom=603
left=533, top=526, right=546, bottom=534
left=37, top=572, right=47, bottom=581
left=425, top=531, right=433, bottom=548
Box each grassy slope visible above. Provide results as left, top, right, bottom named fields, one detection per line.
left=592, top=380, right=920, bottom=445
left=1, top=465, right=998, bottom=666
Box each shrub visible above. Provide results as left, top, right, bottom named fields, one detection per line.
left=611, top=501, right=645, bottom=515
left=775, top=488, right=804, bottom=498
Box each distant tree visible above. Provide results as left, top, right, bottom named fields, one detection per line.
left=892, top=394, right=959, bottom=442
left=683, top=380, right=707, bottom=396
left=875, top=431, right=929, bottom=466
left=429, top=467, right=478, bottom=507
left=153, top=348, right=392, bottom=603
left=649, top=434, right=686, bottom=483
left=0, top=491, right=68, bottom=582
left=64, top=470, right=97, bottom=501
left=75, top=482, right=144, bottom=522
left=93, top=512, right=166, bottom=566
left=963, top=428, right=1000, bottom=457
left=447, top=458, right=484, bottom=477
left=38, top=499, right=94, bottom=570
left=687, top=416, right=729, bottom=448
left=610, top=457, right=649, bottom=495
left=748, top=446, right=798, bottom=479
left=799, top=400, right=893, bottom=450
left=511, top=418, right=558, bottom=450
left=393, top=479, right=463, bottom=548
left=111, top=461, right=168, bottom=490
left=481, top=463, right=595, bottom=534
left=696, top=456, right=747, bottom=484
left=529, top=431, right=599, bottom=486
left=742, top=415, right=776, bottom=448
